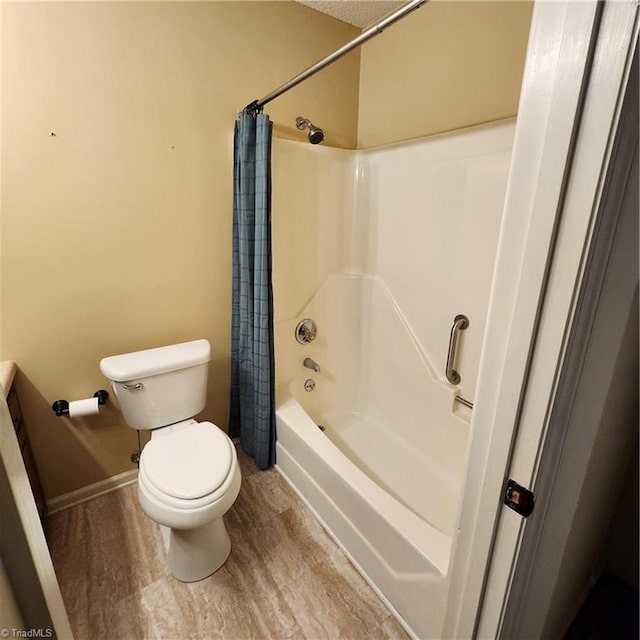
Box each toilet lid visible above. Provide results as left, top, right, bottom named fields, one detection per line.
left=141, top=422, right=233, bottom=500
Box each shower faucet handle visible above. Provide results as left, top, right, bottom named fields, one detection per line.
left=295, top=318, right=318, bottom=344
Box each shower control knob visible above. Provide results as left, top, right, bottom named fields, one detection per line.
left=295, top=318, right=318, bottom=344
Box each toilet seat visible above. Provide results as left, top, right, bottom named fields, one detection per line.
left=139, top=421, right=235, bottom=509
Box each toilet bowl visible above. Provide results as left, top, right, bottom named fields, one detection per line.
left=137, top=420, right=241, bottom=581
left=100, top=340, right=241, bottom=582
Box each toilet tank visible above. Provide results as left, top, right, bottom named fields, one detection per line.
left=100, top=340, right=211, bottom=430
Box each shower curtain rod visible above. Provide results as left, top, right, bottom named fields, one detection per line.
left=243, top=0, right=429, bottom=115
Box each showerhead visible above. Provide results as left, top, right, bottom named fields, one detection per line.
left=308, top=126, right=324, bottom=145
left=295, top=116, right=325, bottom=145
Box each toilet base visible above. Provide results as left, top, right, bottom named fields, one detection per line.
left=160, top=517, right=232, bottom=582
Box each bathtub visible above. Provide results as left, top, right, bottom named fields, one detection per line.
left=275, top=273, right=471, bottom=638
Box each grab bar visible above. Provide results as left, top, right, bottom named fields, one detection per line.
left=445, top=314, right=469, bottom=385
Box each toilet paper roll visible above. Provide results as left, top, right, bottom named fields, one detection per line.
left=68, top=397, right=100, bottom=418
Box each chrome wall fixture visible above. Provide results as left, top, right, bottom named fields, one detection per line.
left=303, top=357, right=321, bottom=373
left=445, top=314, right=469, bottom=385
left=295, top=117, right=324, bottom=144
left=295, top=318, right=318, bottom=344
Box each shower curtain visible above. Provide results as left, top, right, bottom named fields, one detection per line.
left=229, top=112, right=275, bottom=470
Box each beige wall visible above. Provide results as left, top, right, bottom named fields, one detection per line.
left=1, top=1, right=534, bottom=501
left=357, top=0, right=533, bottom=148
left=0, top=1, right=359, bottom=500
left=0, top=6, right=16, bottom=625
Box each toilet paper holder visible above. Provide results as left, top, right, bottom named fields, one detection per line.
left=52, top=390, right=109, bottom=417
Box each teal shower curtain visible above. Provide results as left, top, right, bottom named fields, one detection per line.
left=229, top=112, right=275, bottom=470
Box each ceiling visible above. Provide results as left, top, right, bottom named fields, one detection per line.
left=296, top=1, right=407, bottom=29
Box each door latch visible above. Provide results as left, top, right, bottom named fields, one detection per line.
left=504, top=479, right=535, bottom=517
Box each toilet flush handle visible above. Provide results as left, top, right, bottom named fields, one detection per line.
left=122, top=382, right=144, bottom=391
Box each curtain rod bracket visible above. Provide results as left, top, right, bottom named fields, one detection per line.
left=243, top=100, right=263, bottom=117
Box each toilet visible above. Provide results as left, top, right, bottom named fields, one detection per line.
left=100, top=339, right=241, bottom=582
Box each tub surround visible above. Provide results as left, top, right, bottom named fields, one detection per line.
left=272, top=121, right=516, bottom=638
left=275, top=274, right=464, bottom=638
left=274, top=120, right=515, bottom=398
left=352, top=120, right=515, bottom=398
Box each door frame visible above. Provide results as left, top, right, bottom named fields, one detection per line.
left=442, top=2, right=639, bottom=638
left=496, top=40, right=638, bottom=638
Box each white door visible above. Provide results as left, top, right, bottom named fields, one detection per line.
left=442, top=2, right=639, bottom=638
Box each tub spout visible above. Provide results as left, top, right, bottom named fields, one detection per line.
left=303, top=357, right=321, bottom=373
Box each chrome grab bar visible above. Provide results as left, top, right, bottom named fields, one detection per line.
left=445, top=314, right=469, bottom=385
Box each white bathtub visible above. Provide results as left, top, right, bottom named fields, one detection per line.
left=275, top=274, right=471, bottom=638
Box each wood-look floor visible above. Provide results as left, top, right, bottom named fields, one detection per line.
left=46, top=446, right=409, bottom=640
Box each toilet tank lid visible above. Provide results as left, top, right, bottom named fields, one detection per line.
left=100, top=339, right=211, bottom=382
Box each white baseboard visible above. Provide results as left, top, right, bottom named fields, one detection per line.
left=46, top=468, right=138, bottom=515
